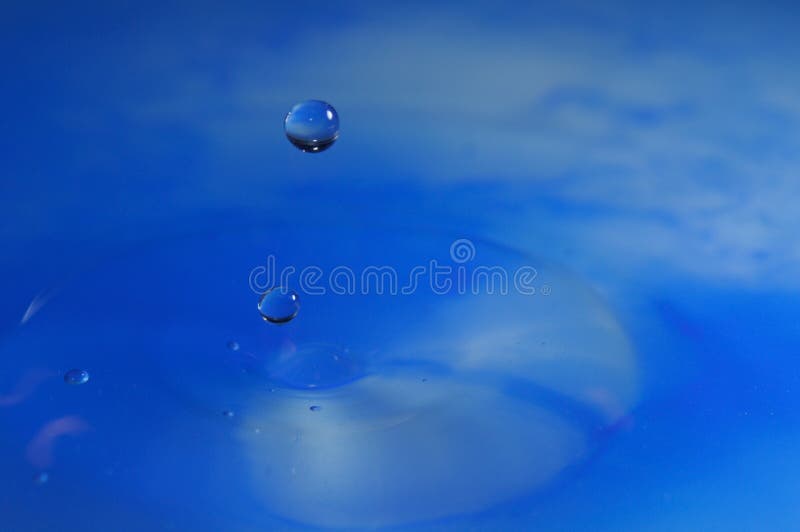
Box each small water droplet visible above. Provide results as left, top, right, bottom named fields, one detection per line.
left=284, top=100, right=339, bottom=153
left=63, top=369, right=89, bottom=385
left=227, top=340, right=240, bottom=351
left=258, top=288, right=300, bottom=324
left=421, top=378, right=428, bottom=383
left=309, top=405, right=321, bottom=412
left=33, top=472, right=49, bottom=485
left=223, top=410, right=235, bottom=418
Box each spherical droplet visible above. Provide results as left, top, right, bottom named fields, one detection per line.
left=284, top=100, right=339, bottom=153
left=258, top=288, right=300, bottom=324
left=227, top=340, right=240, bottom=352
left=309, top=405, right=322, bottom=412
left=63, top=368, right=89, bottom=385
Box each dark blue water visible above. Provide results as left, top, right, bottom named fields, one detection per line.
left=2, top=1, right=800, bottom=530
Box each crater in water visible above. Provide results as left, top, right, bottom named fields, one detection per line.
left=0, top=223, right=638, bottom=529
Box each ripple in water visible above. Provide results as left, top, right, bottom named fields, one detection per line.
left=1, top=225, right=639, bottom=528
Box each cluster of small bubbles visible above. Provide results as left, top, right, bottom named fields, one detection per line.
left=227, top=340, right=240, bottom=352
left=284, top=100, right=340, bottom=153
left=258, top=288, right=300, bottom=324
left=63, top=369, right=89, bottom=385
left=309, top=405, right=322, bottom=412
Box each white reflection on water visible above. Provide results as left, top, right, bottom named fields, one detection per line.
left=238, top=252, right=637, bottom=527
left=240, top=376, right=586, bottom=527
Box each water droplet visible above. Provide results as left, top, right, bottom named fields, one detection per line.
left=309, top=405, right=321, bottom=412
left=223, top=410, right=235, bottom=418
left=258, top=288, right=300, bottom=324
left=227, top=340, right=240, bottom=352
left=33, top=472, right=49, bottom=485
left=63, top=369, right=89, bottom=385
left=284, top=100, right=339, bottom=153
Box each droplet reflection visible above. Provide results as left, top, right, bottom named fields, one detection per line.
left=258, top=288, right=300, bottom=324
left=284, top=100, right=340, bottom=153
left=63, top=369, right=89, bottom=385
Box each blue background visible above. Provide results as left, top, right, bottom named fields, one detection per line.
left=2, top=1, right=800, bottom=530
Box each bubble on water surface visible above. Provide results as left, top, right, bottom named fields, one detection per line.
left=63, top=369, right=89, bottom=385
left=284, top=100, right=339, bottom=153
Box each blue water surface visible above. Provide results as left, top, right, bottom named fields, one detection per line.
left=2, top=1, right=800, bottom=530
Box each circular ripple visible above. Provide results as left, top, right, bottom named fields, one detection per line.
left=0, top=224, right=638, bottom=528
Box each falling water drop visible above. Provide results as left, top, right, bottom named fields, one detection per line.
left=63, top=369, right=89, bottom=385
left=258, top=288, right=300, bottom=324
left=284, top=100, right=340, bottom=153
